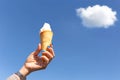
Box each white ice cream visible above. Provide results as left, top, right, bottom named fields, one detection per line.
left=40, top=23, right=52, bottom=33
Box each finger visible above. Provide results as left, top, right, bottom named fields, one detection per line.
left=42, top=51, right=54, bottom=60
left=34, top=43, right=41, bottom=56
left=50, top=44, right=53, bottom=48
left=47, top=46, right=55, bottom=57
left=40, top=55, right=49, bottom=64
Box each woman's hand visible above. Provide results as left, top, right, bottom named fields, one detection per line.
left=19, top=43, right=55, bottom=77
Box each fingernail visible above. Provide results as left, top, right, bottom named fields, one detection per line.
left=41, top=50, right=46, bottom=53
left=47, top=46, right=50, bottom=48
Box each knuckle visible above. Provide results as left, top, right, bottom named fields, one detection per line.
left=43, top=66, right=47, bottom=69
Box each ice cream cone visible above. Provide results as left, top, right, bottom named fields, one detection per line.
left=40, top=30, right=53, bottom=51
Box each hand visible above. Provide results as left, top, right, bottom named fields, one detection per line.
left=19, top=43, right=55, bottom=77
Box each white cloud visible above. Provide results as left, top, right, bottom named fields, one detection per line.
left=76, top=5, right=117, bottom=28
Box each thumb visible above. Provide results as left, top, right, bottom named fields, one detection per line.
left=34, top=43, right=41, bottom=56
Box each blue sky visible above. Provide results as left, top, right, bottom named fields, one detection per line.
left=0, top=0, right=120, bottom=80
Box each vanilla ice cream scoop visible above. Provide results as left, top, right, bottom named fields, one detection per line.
left=40, top=23, right=53, bottom=51
left=40, top=23, right=52, bottom=33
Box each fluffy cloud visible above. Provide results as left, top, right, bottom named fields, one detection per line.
left=76, top=5, right=117, bottom=28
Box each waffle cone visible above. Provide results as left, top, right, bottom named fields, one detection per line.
left=40, top=30, right=53, bottom=51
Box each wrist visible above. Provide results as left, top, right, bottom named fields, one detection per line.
left=19, top=65, right=30, bottom=77
left=15, top=71, right=26, bottom=80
